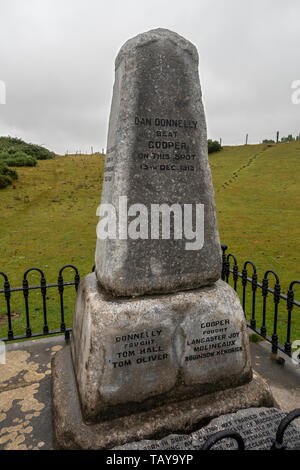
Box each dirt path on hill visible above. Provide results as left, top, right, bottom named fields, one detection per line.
left=216, top=145, right=274, bottom=193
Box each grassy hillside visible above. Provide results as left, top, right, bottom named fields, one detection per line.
left=0, top=137, right=55, bottom=189
left=211, top=142, right=300, bottom=348
left=0, top=143, right=299, bottom=344
left=211, top=142, right=299, bottom=282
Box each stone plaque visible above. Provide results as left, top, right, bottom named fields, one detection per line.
left=115, top=408, right=300, bottom=450
left=100, top=323, right=177, bottom=406
left=182, top=314, right=246, bottom=385
left=95, top=28, right=221, bottom=297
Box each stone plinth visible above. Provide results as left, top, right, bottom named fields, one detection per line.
left=52, top=345, right=275, bottom=450
left=71, top=273, right=252, bottom=423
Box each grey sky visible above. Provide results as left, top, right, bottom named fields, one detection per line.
left=0, top=0, right=299, bottom=154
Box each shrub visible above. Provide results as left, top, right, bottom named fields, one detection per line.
left=0, top=151, right=10, bottom=160
left=0, top=136, right=55, bottom=160
left=6, top=156, right=37, bottom=167
left=0, top=164, right=18, bottom=180
left=281, top=134, right=296, bottom=143
left=0, top=162, right=18, bottom=189
left=23, top=144, right=55, bottom=160
left=208, top=139, right=222, bottom=154
left=0, top=174, right=12, bottom=189
left=0, top=150, right=37, bottom=167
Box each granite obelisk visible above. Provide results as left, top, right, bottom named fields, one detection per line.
left=95, top=28, right=221, bottom=297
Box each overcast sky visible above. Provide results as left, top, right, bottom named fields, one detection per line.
left=0, top=0, right=299, bottom=154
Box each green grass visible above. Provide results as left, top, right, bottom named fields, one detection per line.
left=0, top=136, right=55, bottom=189
left=0, top=154, right=105, bottom=339
left=0, top=143, right=299, bottom=346
left=211, top=142, right=300, bottom=348
left=211, top=142, right=300, bottom=287
left=248, top=334, right=264, bottom=343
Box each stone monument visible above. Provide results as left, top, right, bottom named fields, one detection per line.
left=52, top=28, right=275, bottom=450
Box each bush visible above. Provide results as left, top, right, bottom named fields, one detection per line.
left=23, top=144, right=55, bottom=160
left=281, top=134, right=296, bottom=143
left=0, top=151, right=10, bottom=160
left=208, top=139, right=222, bottom=154
left=0, top=150, right=37, bottom=167
left=0, top=163, right=18, bottom=180
left=0, top=136, right=55, bottom=160
left=0, top=174, right=12, bottom=189
left=6, top=156, right=37, bottom=167
left=0, top=161, right=18, bottom=188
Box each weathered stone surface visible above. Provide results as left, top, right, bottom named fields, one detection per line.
left=71, top=273, right=252, bottom=423
left=115, top=407, right=300, bottom=450
left=52, top=344, right=275, bottom=450
left=95, top=28, right=221, bottom=297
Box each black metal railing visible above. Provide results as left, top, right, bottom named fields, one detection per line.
left=0, top=264, right=82, bottom=342
left=201, top=408, right=300, bottom=450
left=221, top=244, right=300, bottom=360
left=0, top=246, right=299, bottom=364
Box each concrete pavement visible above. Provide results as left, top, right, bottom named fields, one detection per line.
left=0, top=333, right=299, bottom=450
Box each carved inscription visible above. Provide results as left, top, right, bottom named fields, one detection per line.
left=135, top=116, right=198, bottom=173
left=104, top=115, right=199, bottom=180
left=108, top=328, right=168, bottom=369
left=107, top=319, right=244, bottom=371
left=185, top=319, right=243, bottom=362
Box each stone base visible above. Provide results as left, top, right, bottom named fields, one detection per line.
left=71, top=274, right=253, bottom=423
left=52, top=344, right=276, bottom=450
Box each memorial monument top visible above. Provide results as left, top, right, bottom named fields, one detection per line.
left=115, top=28, right=199, bottom=69
left=95, top=28, right=222, bottom=297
